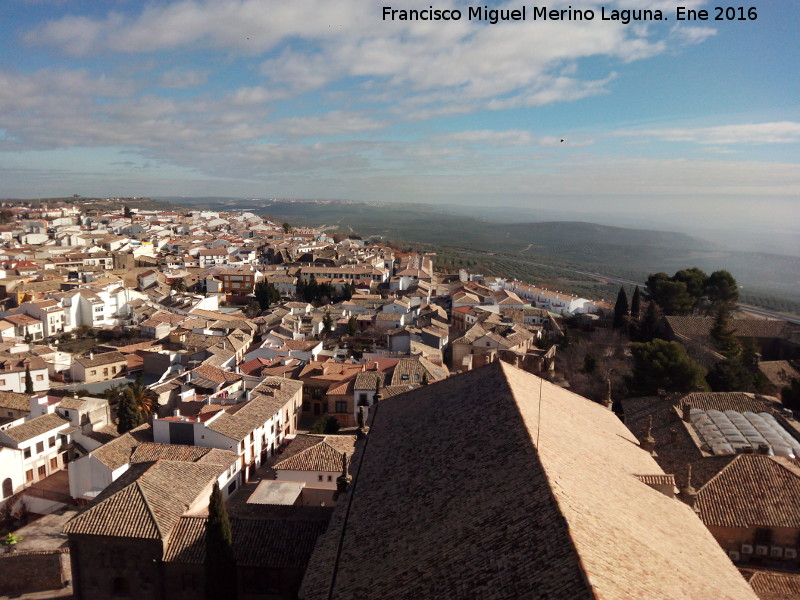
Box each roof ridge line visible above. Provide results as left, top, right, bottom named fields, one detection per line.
left=137, top=475, right=165, bottom=539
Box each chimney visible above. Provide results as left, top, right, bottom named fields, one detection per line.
left=174, top=409, right=181, bottom=418
left=89, top=351, right=94, bottom=361
left=679, top=463, right=700, bottom=515
left=333, top=452, right=351, bottom=501
left=682, top=403, right=692, bottom=422
left=758, top=443, right=771, bottom=455
left=639, top=415, right=657, bottom=456
left=602, top=378, right=613, bottom=410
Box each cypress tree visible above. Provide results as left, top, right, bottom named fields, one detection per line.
left=630, top=286, right=642, bottom=320
left=638, top=301, right=661, bottom=343
left=205, top=482, right=237, bottom=600
left=613, top=286, right=629, bottom=330
left=24, top=366, right=33, bottom=395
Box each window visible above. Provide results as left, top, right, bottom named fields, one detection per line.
left=35, top=374, right=44, bottom=381
left=327, top=475, right=333, bottom=482
left=335, top=401, right=347, bottom=413
left=50, top=457, right=58, bottom=470
left=90, top=369, right=96, bottom=375
left=48, top=436, right=55, bottom=447
left=2, top=478, right=11, bottom=499
left=318, top=475, right=323, bottom=482
left=359, top=393, right=367, bottom=402
left=36, top=441, right=44, bottom=454
left=25, top=469, right=33, bottom=482
left=38, top=465, right=46, bottom=478
left=23, top=447, right=31, bottom=459
left=401, top=374, right=409, bottom=381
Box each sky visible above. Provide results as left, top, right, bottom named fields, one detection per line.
left=0, top=0, right=798, bottom=234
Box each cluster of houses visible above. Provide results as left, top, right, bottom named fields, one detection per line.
left=0, top=199, right=799, bottom=599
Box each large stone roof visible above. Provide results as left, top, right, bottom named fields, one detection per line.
left=300, top=361, right=757, bottom=600
left=164, top=515, right=329, bottom=567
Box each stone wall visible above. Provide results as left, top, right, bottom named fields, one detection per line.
left=0, top=548, right=69, bottom=596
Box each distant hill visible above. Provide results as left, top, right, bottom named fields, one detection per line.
left=161, top=197, right=800, bottom=308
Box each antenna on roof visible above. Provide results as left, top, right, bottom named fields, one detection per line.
left=536, top=373, right=543, bottom=448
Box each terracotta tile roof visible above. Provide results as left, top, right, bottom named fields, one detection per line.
left=679, top=392, right=777, bottom=414
left=1, top=412, right=69, bottom=443
left=353, top=372, right=386, bottom=391
left=381, top=383, right=421, bottom=398
left=697, top=455, right=800, bottom=528
left=390, top=356, right=448, bottom=385
left=759, top=361, right=800, bottom=389
left=273, top=434, right=356, bottom=472
left=75, top=351, right=126, bottom=368
left=0, top=390, right=30, bottom=411
left=207, top=377, right=302, bottom=441
left=164, top=514, right=329, bottom=567
left=192, top=363, right=242, bottom=384
left=742, top=569, right=800, bottom=600
left=64, top=460, right=222, bottom=539
left=91, top=424, right=153, bottom=470
left=300, top=362, right=756, bottom=600
left=130, top=442, right=214, bottom=464
left=3, top=313, right=41, bottom=326
left=666, top=316, right=791, bottom=339
left=326, top=378, right=355, bottom=396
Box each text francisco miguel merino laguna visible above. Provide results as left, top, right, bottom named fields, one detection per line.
left=383, top=6, right=747, bottom=24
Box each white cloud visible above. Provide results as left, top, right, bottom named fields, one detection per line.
left=617, top=122, right=800, bottom=145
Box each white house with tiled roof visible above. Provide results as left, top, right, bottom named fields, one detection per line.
left=153, top=377, right=303, bottom=485
left=273, top=434, right=356, bottom=492
left=0, top=411, right=70, bottom=493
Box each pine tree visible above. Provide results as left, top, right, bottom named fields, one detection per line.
left=630, top=286, right=642, bottom=320
left=710, top=304, right=740, bottom=357
left=205, top=482, right=236, bottom=600
left=24, top=366, right=33, bottom=395
left=613, top=286, right=629, bottom=330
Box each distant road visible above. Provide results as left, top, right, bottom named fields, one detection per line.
left=738, top=304, right=800, bottom=325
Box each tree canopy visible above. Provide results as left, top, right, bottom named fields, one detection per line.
left=254, top=281, right=280, bottom=311
left=645, top=268, right=739, bottom=316
left=627, top=339, right=708, bottom=395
